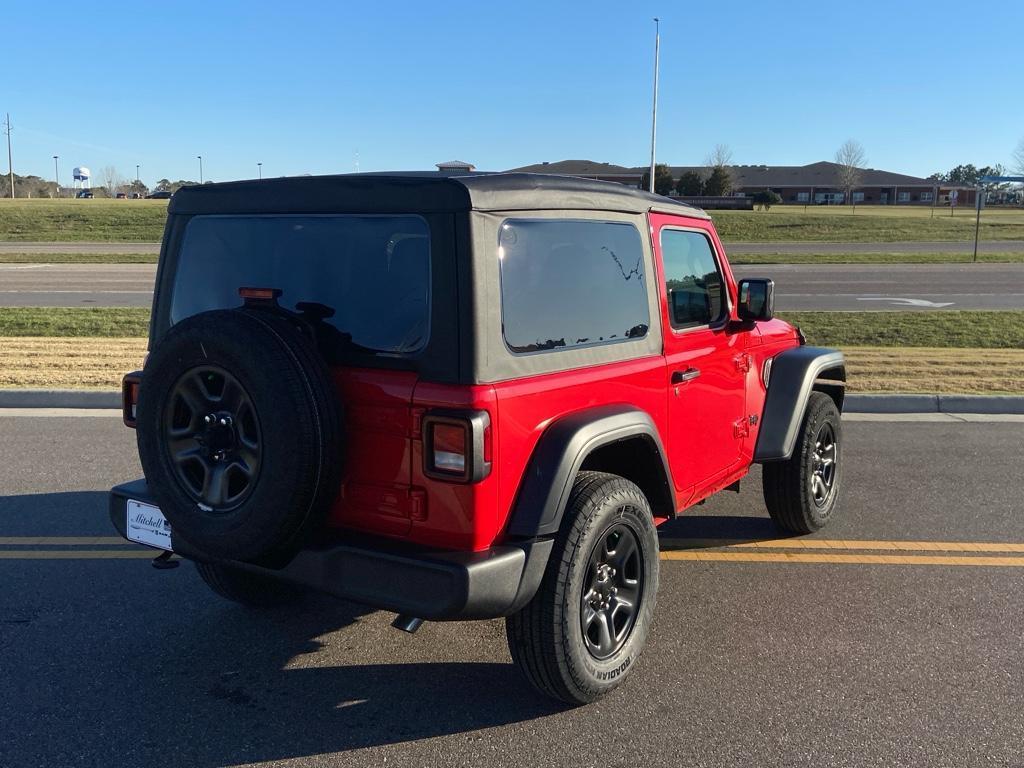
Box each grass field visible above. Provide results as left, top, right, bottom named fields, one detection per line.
left=730, top=251, right=1024, bottom=265
left=709, top=205, right=1024, bottom=243
left=1, top=309, right=1020, bottom=392
left=3, top=198, right=1024, bottom=244
left=3, top=250, right=1022, bottom=265
left=779, top=310, right=1024, bottom=348
left=0, top=307, right=150, bottom=336
left=0, top=252, right=158, bottom=263
left=0, top=199, right=168, bottom=242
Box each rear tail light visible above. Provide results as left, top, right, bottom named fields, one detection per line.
left=122, top=371, right=142, bottom=428
left=422, top=410, right=491, bottom=483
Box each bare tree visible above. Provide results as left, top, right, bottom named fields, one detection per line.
left=835, top=140, right=867, bottom=210
left=704, top=143, right=733, bottom=168
left=1012, top=137, right=1024, bottom=177
left=703, top=144, right=734, bottom=194
left=101, top=165, right=123, bottom=197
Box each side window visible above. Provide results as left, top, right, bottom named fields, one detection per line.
left=660, top=229, right=726, bottom=330
left=498, top=219, right=649, bottom=354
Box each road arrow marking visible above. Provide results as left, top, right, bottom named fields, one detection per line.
left=857, top=297, right=955, bottom=308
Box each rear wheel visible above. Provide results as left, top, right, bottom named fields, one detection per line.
left=762, top=391, right=842, bottom=534
left=505, top=471, right=659, bottom=705
left=195, top=561, right=302, bottom=607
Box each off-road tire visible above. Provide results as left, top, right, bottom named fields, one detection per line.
left=762, top=391, right=842, bottom=534
left=136, top=308, right=343, bottom=565
left=506, top=471, right=659, bottom=705
left=195, top=561, right=302, bottom=607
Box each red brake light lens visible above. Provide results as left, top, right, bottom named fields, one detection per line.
left=431, top=423, right=467, bottom=474
left=422, top=410, right=492, bottom=483
left=122, top=372, right=142, bottom=428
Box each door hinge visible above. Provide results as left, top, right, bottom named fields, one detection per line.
left=733, top=418, right=750, bottom=439
left=733, top=353, right=753, bottom=373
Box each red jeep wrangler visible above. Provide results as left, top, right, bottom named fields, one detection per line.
left=110, top=173, right=845, bottom=704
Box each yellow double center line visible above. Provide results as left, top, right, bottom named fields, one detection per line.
left=0, top=536, right=153, bottom=559
left=1, top=537, right=1024, bottom=567
left=658, top=537, right=1024, bottom=567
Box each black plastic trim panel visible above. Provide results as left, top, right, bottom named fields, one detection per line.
left=754, top=346, right=845, bottom=462
left=109, top=480, right=550, bottom=620
left=506, top=404, right=675, bottom=538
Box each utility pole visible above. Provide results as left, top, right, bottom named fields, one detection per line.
left=3, top=113, right=13, bottom=198
left=648, top=18, right=660, bottom=194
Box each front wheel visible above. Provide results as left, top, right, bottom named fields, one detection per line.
left=762, top=391, right=843, bottom=534
left=505, top=471, right=659, bottom=705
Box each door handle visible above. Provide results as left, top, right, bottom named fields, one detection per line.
left=671, top=367, right=701, bottom=384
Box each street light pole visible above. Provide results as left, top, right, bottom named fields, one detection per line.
left=648, top=18, right=660, bottom=194
left=3, top=113, right=13, bottom=198
left=136, top=164, right=140, bottom=183
left=197, top=155, right=203, bottom=184
left=257, top=162, right=262, bottom=180
left=53, top=155, right=59, bottom=198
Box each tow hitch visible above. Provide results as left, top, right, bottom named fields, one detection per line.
left=151, top=551, right=179, bottom=570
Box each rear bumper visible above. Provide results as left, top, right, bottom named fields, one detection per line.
left=109, top=480, right=552, bottom=621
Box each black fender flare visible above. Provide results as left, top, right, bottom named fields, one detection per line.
left=754, top=346, right=845, bottom=462
left=505, top=404, right=675, bottom=538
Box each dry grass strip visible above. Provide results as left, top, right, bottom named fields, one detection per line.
left=1, top=338, right=1022, bottom=393
left=0, top=337, right=147, bottom=389
left=843, top=346, right=1024, bottom=394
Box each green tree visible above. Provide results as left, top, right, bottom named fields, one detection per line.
left=752, top=190, right=782, bottom=210
left=640, top=163, right=675, bottom=196
left=126, top=180, right=149, bottom=197
left=703, top=166, right=732, bottom=196
left=675, top=171, right=703, bottom=196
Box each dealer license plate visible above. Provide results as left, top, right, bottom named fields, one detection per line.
left=125, top=499, right=173, bottom=551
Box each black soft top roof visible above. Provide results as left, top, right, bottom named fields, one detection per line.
left=168, top=172, right=710, bottom=219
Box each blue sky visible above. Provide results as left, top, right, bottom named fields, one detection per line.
left=3, top=0, right=1022, bottom=186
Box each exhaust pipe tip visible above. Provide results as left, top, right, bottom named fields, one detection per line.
left=391, top=614, right=424, bottom=633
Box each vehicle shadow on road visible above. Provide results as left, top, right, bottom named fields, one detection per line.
left=124, top=594, right=565, bottom=765
left=0, top=491, right=566, bottom=766
left=657, top=513, right=793, bottom=548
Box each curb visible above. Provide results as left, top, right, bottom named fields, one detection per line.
left=1, top=389, right=1022, bottom=415
left=0, top=390, right=121, bottom=409
left=844, top=394, right=1024, bottom=415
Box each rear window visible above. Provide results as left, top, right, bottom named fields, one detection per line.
left=170, top=215, right=430, bottom=355
left=498, top=219, right=649, bottom=354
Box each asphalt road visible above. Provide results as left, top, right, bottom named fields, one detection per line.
left=4, top=239, right=1024, bottom=255
left=733, top=263, right=1024, bottom=311
left=726, top=239, right=1024, bottom=254
left=3, top=262, right=1023, bottom=311
left=1, top=413, right=1022, bottom=767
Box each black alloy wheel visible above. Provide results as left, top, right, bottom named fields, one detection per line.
left=809, top=422, right=838, bottom=508
left=164, top=366, right=262, bottom=512
left=581, top=523, right=644, bottom=660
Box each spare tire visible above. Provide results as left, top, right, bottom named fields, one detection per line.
left=136, top=308, right=344, bottom=564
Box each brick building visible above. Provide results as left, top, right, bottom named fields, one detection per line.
left=505, top=159, right=976, bottom=206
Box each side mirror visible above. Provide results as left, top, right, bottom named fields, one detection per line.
left=737, top=278, right=774, bottom=322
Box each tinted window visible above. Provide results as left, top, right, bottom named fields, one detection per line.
left=498, top=219, right=649, bottom=354
left=661, top=229, right=725, bottom=329
left=171, top=215, right=430, bottom=355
